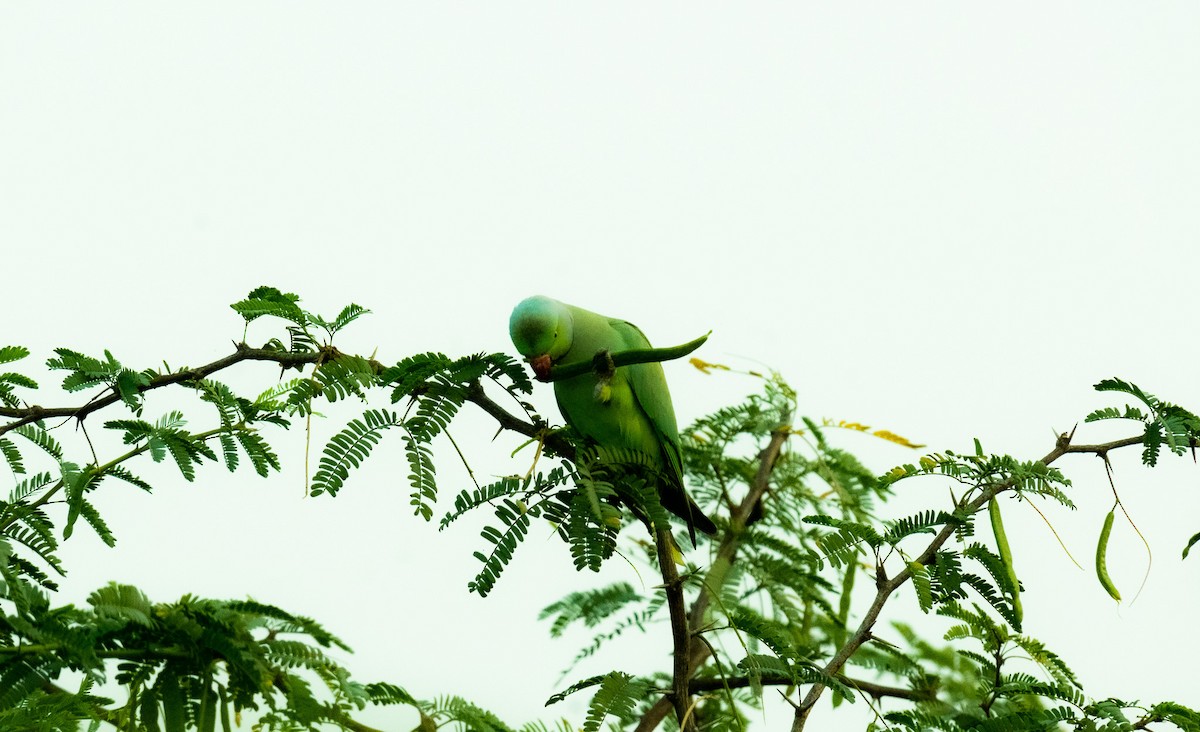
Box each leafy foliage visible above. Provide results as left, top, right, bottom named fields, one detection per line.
left=46, top=349, right=152, bottom=412
left=1091, top=377, right=1200, bottom=466
left=0, top=346, right=37, bottom=412
left=373, top=351, right=534, bottom=520
left=0, top=579, right=416, bottom=731
left=1, top=289, right=1197, bottom=732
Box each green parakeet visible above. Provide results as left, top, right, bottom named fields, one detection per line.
left=508, top=295, right=717, bottom=544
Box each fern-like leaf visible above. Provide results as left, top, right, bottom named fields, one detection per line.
left=234, top=428, right=279, bottom=478
left=0, top=437, right=24, bottom=475
left=441, top=476, right=526, bottom=529
left=12, top=425, right=63, bottom=460
left=231, top=288, right=307, bottom=326
left=909, top=562, right=934, bottom=613
left=566, top=484, right=618, bottom=573
left=404, top=435, right=437, bottom=520
left=310, top=409, right=402, bottom=497
left=884, top=510, right=954, bottom=545
left=468, top=511, right=533, bottom=597
left=583, top=672, right=647, bottom=732
left=539, top=582, right=641, bottom=637
left=1084, top=405, right=1147, bottom=423
left=804, top=514, right=883, bottom=547
left=0, top=345, right=30, bottom=365
left=87, top=583, right=155, bottom=627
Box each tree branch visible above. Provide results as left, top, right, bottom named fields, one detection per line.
left=636, top=428, right=790, bottom=732
left=0, top=343, right=326, bottom=437
left=688, top=672, right=936, bottom=703
left=1, top=644, right=191, bottom=660
left=463, top=380, right=576, bottom=461
left=655, top=527, right=696, bottom=732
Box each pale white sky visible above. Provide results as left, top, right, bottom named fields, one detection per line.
left=2, top=4, right=1199, bottom=730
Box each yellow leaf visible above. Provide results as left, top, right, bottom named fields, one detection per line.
left=667, top=538, right=685, bottom=565
left=823, top=418, right=925, bottom=449
left=689, top=357, right=730, bottom=374
left=872, top=430, right=926, bottom=449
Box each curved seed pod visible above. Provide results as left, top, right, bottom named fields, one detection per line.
left=1096, top=508, right=1122, bottom=602
left=989, top=497, right=1023, bottom=625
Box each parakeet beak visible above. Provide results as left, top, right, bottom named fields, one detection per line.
left=530, top=354, right=552, bottom=382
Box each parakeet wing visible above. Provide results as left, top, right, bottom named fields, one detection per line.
left=614, top=319, right=716, bottom=542
left=608, top=319, right=685, bottom=481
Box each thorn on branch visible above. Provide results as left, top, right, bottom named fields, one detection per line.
left=1051, top=424, right=1080, bottom=455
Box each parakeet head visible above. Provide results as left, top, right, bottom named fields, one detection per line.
left=509, top=296, right=574, bottom=380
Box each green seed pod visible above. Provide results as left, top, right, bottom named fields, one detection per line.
left=1096, top=508, right=1121, bottom=602
left=989, top=497, right=1023, bottom=625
